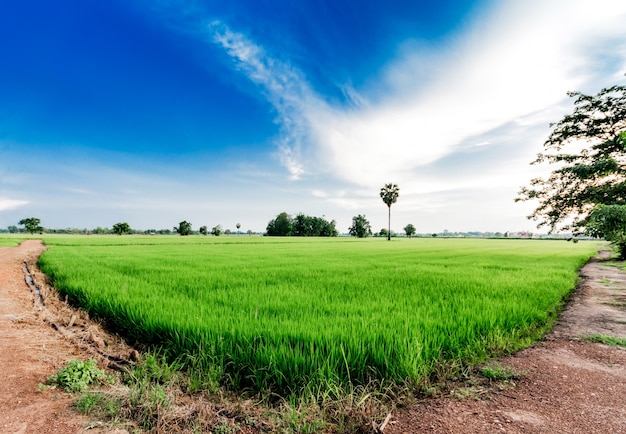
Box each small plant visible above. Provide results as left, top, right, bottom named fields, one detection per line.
left=480, top=363, right=527, bottom=381
left=75, top=391, right=122, bottom=418
left=583, top=334, right=626, bottom=348
left=450, top=386, right=482, bottom=400
left=46, top=359, right=108, bottom=392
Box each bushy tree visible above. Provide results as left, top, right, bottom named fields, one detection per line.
left=585, top=204, right=626, bottom=258
left=380, top=183, right=399, bottom=240
left=112, top=222, right=131, bottom=235
left=211, top=225, right=222, bottom=236
left=293, top=213, right=338, bottom=237
left=199, top=225, right=208, bottom=235
left=18, top=217, right=42, bottom=234
left=175, top=221, right=192, bottom=236
left=266, top=212, right=294, bottom=236
left=266, top=212, right=338, bottom=237
left=404, top=223, right=416, bottom=238
left=517, top=84, right=626, bottom=233
left=349, top=214, right=372, bottom=238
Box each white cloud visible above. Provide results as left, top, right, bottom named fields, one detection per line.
left=163, top=1, right=626, bottom=232
left=311, top=0, right=626, bottom=191
left=0, top=199, right=28, bottom=211
left=209, top=21, right=326, bottom=180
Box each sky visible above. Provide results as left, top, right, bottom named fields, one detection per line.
left=1, top=0, right=626, bottom=234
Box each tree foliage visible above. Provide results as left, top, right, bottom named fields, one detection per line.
left=199, top=225, right=208, bottom=235
left=266, top=212, right=293, bottom=236
left=266, top=212, right=337, bottom=237
left=517, top=85, right=626, bottom=233
left=175, top=221, right=192, bottom=236
left=348, top=214, right=372, bottom=238
left=19, top=217, right=42, bottom=234
left=585, top=204, right=626, bottom=258
left=293, top=213, right=338, bottom=237
left=404, top=223, right=416, bottom=238
left=380, top=183, right=399, bottom=240
left=211, top=225, right=222, bottom=236
left=112, top=222, right=131, bottom=235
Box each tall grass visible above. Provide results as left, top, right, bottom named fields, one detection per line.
left=39, top=236, right=597, bottom=396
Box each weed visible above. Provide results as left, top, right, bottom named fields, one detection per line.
left=75, top=391, right=122, bottom=419
left=450, top=386, right=482, bottom=400
left=46, top=359, right=109, bottom=392
left=583, top=334, right=626, bottom=347
left=480, top=363, right=527, bottom=381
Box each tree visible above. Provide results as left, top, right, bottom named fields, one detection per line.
left=175, top=221, right=192, bottom=236
left=199, top=225, right=208, bottom=235
left=516, top=84, right=626, bottom=233
left=404, top=223, right=416, bottom=238
left=266, top=212, right=293, bottom=236
left=348, top=214, right=372, bottom=238
left=236, top=223, right=241, bottom=233
left=112, top=222, right=131, bottom=235
left=585, top=205, right=626, bottom=258
left=18, top=217, right=42, bottom=234
left=380, top=183, right=400, bottom=240
left=211, top=225, right=222, bottom=236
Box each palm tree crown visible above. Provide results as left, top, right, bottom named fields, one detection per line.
left=380, top=183, right=399, bottom=208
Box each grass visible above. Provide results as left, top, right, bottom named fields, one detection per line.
left=583, top=334, right=626, bottom=347
left=38, top=236, right=597, bottom=400
left=480, top=362, right=528, bottom=381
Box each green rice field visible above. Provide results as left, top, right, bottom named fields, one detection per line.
left=0, top=236, right=27, bottom=247
left=38, top=236, right=598, bottom=396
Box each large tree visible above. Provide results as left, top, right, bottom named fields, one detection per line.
left=265, top=212, right=293, bottom=236
left=380, top=183, right=400, bottom=241
left=517, top=84, right=626, bottom=233
left=18, top=217, right=42, bottom=234
left=174, top=221, right=193, bottom=236
left=348, top=214, right=372, bottom=238
left=112, top=222, right=131, bottom=235
left=404, top=223, right=416, bottom=238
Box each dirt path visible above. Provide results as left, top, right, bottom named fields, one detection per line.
left=0, top=240, right=92, bottom=433
left=0, top=241, right=132, bottom=434
left=1, top=241, right=625, bottom=433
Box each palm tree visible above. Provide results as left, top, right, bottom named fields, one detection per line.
left=380, top=183, right=399, bottom=241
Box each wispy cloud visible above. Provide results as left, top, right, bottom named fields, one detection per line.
left=0, top=198, right=28, bottom=212
left=209, top=20, right=325, bottom=180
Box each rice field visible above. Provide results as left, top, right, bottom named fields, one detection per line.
left=38, top=236, right=597, bottom=396
left=0, top=235, right=27, bottom=247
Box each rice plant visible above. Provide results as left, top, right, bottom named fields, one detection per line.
left=38, top=236, right=597, bottom=396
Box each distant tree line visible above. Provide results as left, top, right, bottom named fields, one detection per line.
left=266, top=212, right=338, bottom=237
left=3, top=218, right=254, bottom=236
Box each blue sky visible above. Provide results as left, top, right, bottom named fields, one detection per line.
left=1, top=0, right=626, bottom=234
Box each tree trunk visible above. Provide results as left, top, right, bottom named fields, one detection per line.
left=387, top=206, right=391, bottom=241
